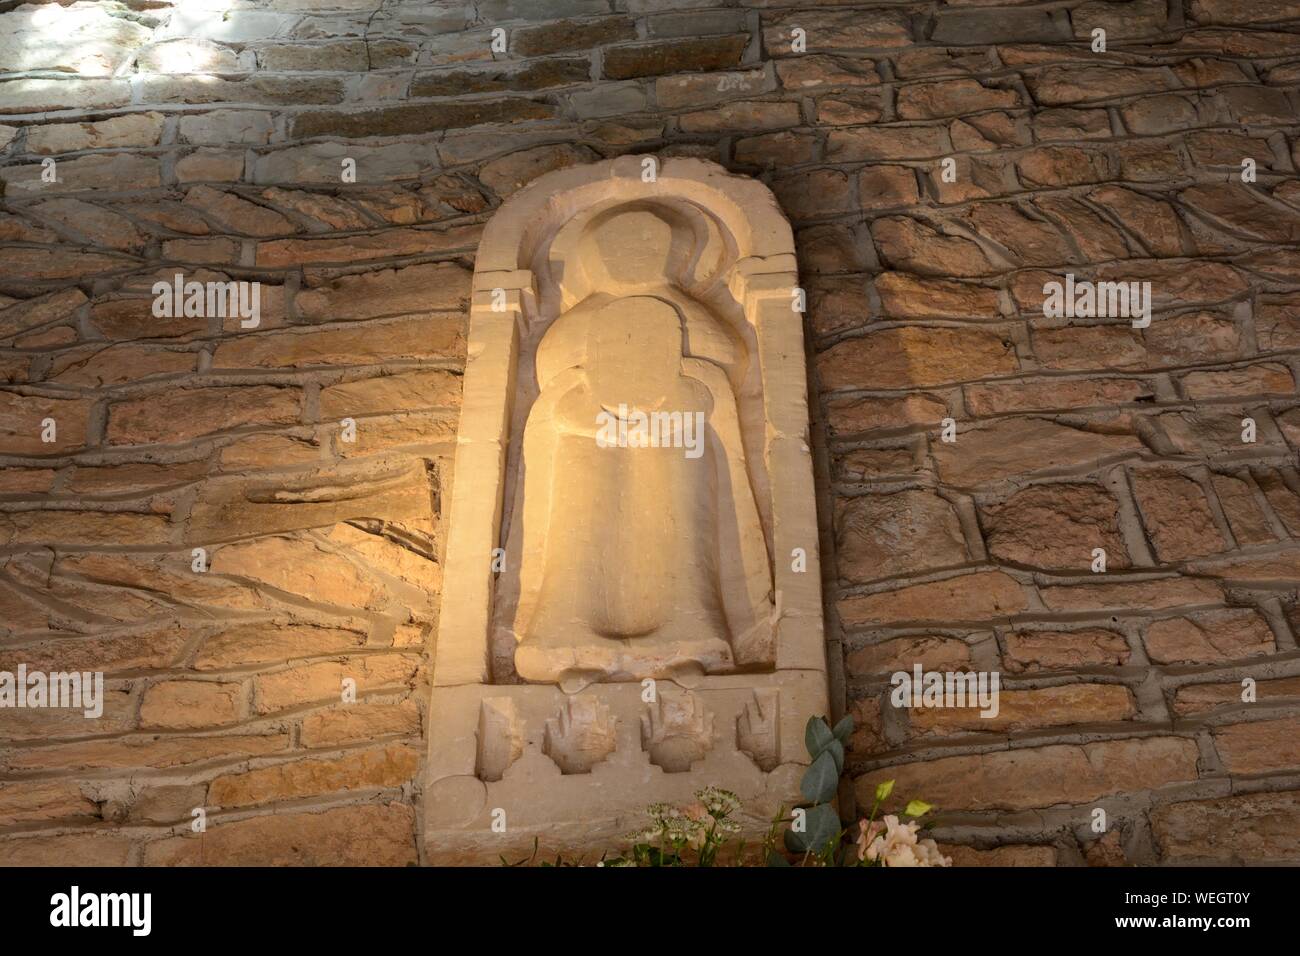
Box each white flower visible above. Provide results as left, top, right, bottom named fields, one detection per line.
left=859, top=814, right=952, bottom=867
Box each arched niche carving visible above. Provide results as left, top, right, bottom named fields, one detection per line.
left=424, top=157, right=828, bottom=862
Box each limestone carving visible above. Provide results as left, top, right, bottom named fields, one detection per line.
left=543, top=697, right=618, bottom=774
left=736, top=689, right=780, bottom=772
left=501, top=203, right=774, bottom=686
left=424, top=157, right=829, bottom=862
left=641, top=687, right=714, bottom=773
left=475, top=697, right=522, bottom=782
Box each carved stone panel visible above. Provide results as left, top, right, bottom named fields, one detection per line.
left=424, top=157, right=827, bottom=863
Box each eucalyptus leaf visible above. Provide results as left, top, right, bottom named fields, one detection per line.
left=803, top=803, right=841, bottom=852
left=784, top=825, right=809, bottom=853
left=804, top=715, right=834, bottom=759
left=831, top=714, right=854, bottom=742
left=800, top=749, right=839, bottom=804
left=825, top=737, right=845, bottom=774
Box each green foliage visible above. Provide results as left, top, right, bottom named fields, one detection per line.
left=602, top=786, right=743, bottom=867
left=778, top=714, right=852, bottom=864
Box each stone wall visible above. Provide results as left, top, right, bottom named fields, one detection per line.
left=1, top=0, right=1298, bottom=865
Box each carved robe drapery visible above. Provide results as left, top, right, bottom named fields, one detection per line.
left=499, top=208, right=773, bottom=685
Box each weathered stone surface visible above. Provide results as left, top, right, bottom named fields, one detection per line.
left=827, top=126, right=949, bottom=162
left=898, top=79, right=1019, bottom=119
left=0, top=391, right=91, bottom=456
left=478, top=144, right=598, bottom=196
left=3, top=733, right=287, bottom=772
left=319, top=370, right=461, bottom=418
left=27, top=113, right=165, bottom=155
left=209, top=743, right=418, bottom=809
left=857, top=165, right=920, bottom=210
left=1039, top=577, right=1222, bottom=612
left=0, top=154, right=160, bottom=195
left=1025, top=66, right=1171, bottom=105
left=253, top=656, right=419, bottom=715
left=681, top=100, right=802, bottom=134
left=300, top=700, right=421, bottom=748
left=818, top=326, right=1016, bottom=390
left=762, top=10, right=912, bottom=51
left=193, top=623, right=365, bottom=671
left=31, top=199, right=149, bottom=253
left=173, top=149, right=245, bottom=186
left=143, top=803, right=416, bottom=866
left=0, top=627, right=189, bottom=674
left=212, top=315, right=466, bottom=369
left=187, top=460, right=432, bottom=543
left=137, top=38, right=238, bottom=73
left=291, top=99, right=555, bottom=139
left=1181, top=363, right=1294, bottom=399
left=1003, top=628, right=1131, bottom=673
left=1212, top=473, right=1276, bottom=546
left=513, top=16, right=636, bottom=56
left=910, top=683, right=1135, bottom=735
left=835, top=446, right=920, bottom=482
left=1153, top=790, right=1300, bottom=863
left=603, top=36, right=748, bottom=79
left=944, top=844, right=1058, bottom=867
left=932, top=7, right=1066, bottom=44
left=1130, top=470, right=1226, bottom=562
left=1214, top=717, right=1300, bottom=775
left=139, top=679, right=245, bottom=730
left=933, top=418, right=1142, bottom=486
left=108, top=386, right=301, bottom=446
left=870, top=217, right=997, bottom=276
left=414, top=58, right=590, bottom=97
left=983, top=483, right=1129, bottom=570
left=179, top=110, right=275, bottom=147
left=773, top=168, right=853, bottom=219
left=0, top=78, right=130, bottom=114
left=217, top=432, right=323, bottom=470
left=874, top=272, right=999, bottom=319
left=0, top=833, right=132, bottom=866
left=836, top=490, right=968, bottom=583
left=966, top=376, right=1150, bottom=416
left=0, top=780, right=98, bottom=827
left=212, top=536, right=388, bottom=609
left=255, top=225, right=481, bottom=267
left=296, top=262, right=470, bottom=320
left=0, top=2, right=150, bottom=75
left=825, top=393, right=948, bottom=437
left=1174, top=676, right=1300, bottom=716
left=1146, top=608, right=1275, bottom=664
left=840, top=571, right=1027, bottom=628
left=812, top=88, right=887, bottom=126
left=858, top=737, right=1199, bottom=811
left=845, top=635, right=972, bottom=677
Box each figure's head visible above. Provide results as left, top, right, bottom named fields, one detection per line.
left=578, top=206, right=691, bottom=289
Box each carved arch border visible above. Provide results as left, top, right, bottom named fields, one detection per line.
left=437, top=155, right=825, bottom=687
